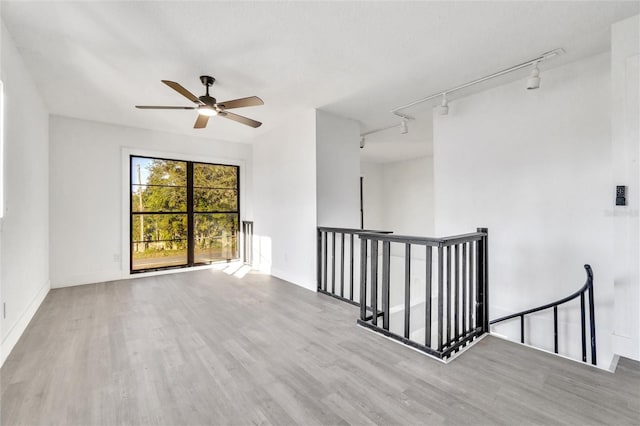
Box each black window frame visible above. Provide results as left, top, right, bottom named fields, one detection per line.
left=130, top=155, right=241, bottom=273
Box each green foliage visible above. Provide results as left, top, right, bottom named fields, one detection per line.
left=131, top=158, right=239, bottom=263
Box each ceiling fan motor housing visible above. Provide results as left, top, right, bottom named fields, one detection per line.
left=199, top=95, right=217, bottom=106
left=200, top=75, right=215, bottom=87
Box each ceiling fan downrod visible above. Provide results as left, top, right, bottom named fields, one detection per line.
left=200, top=75, right=215, bottom=96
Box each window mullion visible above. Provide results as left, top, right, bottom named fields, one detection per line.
left=187, top=162, right=195, bottom=266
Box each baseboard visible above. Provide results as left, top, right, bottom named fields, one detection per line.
left=0, top=279, right=50, bottom=367
left=51, top=270, right=123, bottom=288
left=271, top=268, right=316, bottom=292
left=609, top=354, right=621, bottom=372
left=489, top=332, right=613, bottom=372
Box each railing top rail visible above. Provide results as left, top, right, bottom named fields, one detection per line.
left=490, top=264, right=593, bottom=325
left=317, top=226, right=393, bottom=235
left=357, top=230, right=486, bottom=247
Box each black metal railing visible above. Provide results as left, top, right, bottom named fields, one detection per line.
left=242, top=221, right=253, bottom=265
left=490, top=264, right=596, bottom=365
left=317, top=226, right=489, bottom=361
left=356, top=228, right=489, bottom=360
left=317, top=227, right=392, bottom=306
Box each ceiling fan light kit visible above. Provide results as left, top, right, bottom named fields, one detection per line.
left=135, top=75, right=263, bottom=129
left=198, top=106, right=218, bottom=116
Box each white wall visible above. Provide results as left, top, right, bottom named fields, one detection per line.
left=611, top=14, right=640, bottom=360
left=433, top=53, right=615, bottom=367
left=381, top=156, right=434, bottom=236
left=49, top=115, right=252, bottom=288
left=0, top=22, right=50, bottom=366
left=316, top=110, right=360, bottom=228
left=360, top=156, right=434, bottom=235
left=252, top=109, right=317, bottom=291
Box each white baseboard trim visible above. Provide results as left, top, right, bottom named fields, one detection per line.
left=609, top=354, right=621, bottom=373
left=51, top=271, right=123, bottom=288
left=52, top=261, right=248, bottom=289
left=271, top=268, right=316, bottom=292
left=489, top=332, right=613, bottom=372
left=1, top=280, right=50, bottom=367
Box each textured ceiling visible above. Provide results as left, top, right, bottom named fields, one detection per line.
left=1, top=1, right=638, bottom=162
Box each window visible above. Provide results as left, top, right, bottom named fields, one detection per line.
left=130, top=156, right=239, bottom=272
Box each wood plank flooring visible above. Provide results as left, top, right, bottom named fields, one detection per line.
left=1, top=268, right=639, bottom=425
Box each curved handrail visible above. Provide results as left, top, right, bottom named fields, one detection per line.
left=489, top=264, right=595, bottom=365
left=490, top=265, right=593, bottom=324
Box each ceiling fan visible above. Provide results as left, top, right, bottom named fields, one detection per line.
left=136, top=76, right=263, bottom=129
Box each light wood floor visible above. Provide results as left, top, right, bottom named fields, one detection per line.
left=1, top=268, right=639, bottom=425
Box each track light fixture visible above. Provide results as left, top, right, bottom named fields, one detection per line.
left=390, top=48, right=564, bottom=118
left=438, top=94, right=449, bottom=115
left=400, top=118, right=408, bottom=134
left=359, top=115, right=414, bottom=142
left=527, top=61, right=541, bottom=90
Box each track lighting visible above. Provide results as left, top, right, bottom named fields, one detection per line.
left=359, top=115, right=413, bottom=143
left=400, top=118, right=408, bottom=134
left=527, top=62, right=541, bottom=90
left=391, top=48, right=564, bottom=118
left=438, top=94, right=449, bottom=115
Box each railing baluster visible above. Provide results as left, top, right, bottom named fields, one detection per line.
left=581, top=292, right=586, bottom=362
left=340, top=233, right=345, bottom=297
left=469, top=241, right=475, bottom=330
left=323, top=231, right=328, bottom=292
left=425, top=246, right=432, bottom=348
left=475, top=240, right=482, bottom=330
left=382, top=241, right=391, bottom=331
left=404, top=244, right=411, bottom=339
left=588, top=283, right=597, bottom=366
left=454, top=243, right=460, bottom=344
left=350, top=234, right=354, bottom=301
left=362, top=238, right=368, bottom=305
left=520, top=315, right=525, bottom=344
left=359, top=238, right=367, bottom=321
left=462, top=242, right=467, bottom=337
left=446, top=246, right=452, bottom=347
left=317, top=229, right=322, bottom=291
left=331, top=232, right=336, bottom=294
left=479, top=228, right=489, bottom=333
left=371, top=240, right=379, bottom=327
left=553, top=306, right=558, bottom=354
left=438, top=246, right=444, bottom=352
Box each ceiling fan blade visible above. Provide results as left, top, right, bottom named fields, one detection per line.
left=194, top=114, right=209, bottom=129
left=136, top=105, right=196, bottom=110
left=216, top=96, right=264, bottom=110
left=220, top=111, right=262, bottom=128
left=162, top=80, right=203, bottom=104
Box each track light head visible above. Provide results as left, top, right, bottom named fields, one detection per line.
left=527, top=62, right=541, bottom=90
left=400, top=118, right=408, bottom=134
left=438, top=94, right=449, bottom=115
left=360, top=136, right=365, bottom=149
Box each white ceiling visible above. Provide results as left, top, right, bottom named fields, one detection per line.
left=1, top=1, right=638, bottom=162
